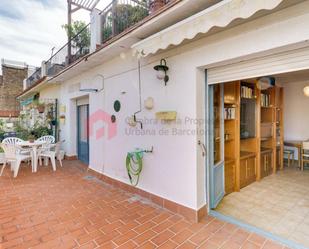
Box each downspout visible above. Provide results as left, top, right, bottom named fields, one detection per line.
left=133, top=59, right=143, bottom=129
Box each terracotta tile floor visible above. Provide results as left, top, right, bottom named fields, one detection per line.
left=0, top=160, right=290, bottom=249
left=217, top=166, right=309, bottom=248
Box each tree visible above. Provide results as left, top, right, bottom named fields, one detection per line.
left=62, top=21, right=90, bottom=56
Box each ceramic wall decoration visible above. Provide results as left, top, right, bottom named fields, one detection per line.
left=144, top=97, right=154, bottom=110
left=127, top=116, right=137, bottom=127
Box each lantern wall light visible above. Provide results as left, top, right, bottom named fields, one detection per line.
left=304, top=86, right=309, bottom=97
left=154, top=59, right=169, bottom=85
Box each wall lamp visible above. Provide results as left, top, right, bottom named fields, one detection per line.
left=154, top=59, right=169, bottom=85
left=79, top=88, right=103, bottom=93
left=304, top=86, right=309, bottom=97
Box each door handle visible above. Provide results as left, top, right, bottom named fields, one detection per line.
left=198, top=140, right=207, bottom=157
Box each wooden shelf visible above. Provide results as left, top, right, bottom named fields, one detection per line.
left=261, top=147, right=273, bottom=154
left=240, top=151, right=256, bottom=159
left=261, top=137, right=272, bottom=141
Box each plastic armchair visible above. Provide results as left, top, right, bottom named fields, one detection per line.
left=37, top=145, right=56, bottom=172
left=35, top=136, right=55, bottom=144
left=2, top=137, right=31, bottom=160
left=0, top=143, right=32, bottom=177
left=2, top=137, right=24, bottom=145
left=49, top=140, right=65, bottom=167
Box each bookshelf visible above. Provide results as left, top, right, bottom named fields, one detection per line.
left=218, top=80, right=284, bottom=194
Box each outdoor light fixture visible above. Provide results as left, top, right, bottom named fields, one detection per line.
left=79, top=88, right=103, bottom=93
left=154, top=59, right=169, bottom=85
left=304, top=86, right=309, bottom=97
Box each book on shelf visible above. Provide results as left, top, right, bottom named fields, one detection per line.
left=261, top=93, right=270, bottom=107
left=224, top=107, right=236, bottom=120
left=241, top=86, right=254, bottom=98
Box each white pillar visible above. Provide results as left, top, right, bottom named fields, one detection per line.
left=41, top=61, right=46, bottom=77
left=90, top=8, right=102, bottom=53
left=23, top=79, right=27, bottom=90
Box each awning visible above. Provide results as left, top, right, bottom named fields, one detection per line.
left=132, top=0, right=286, bottom=56
left=20, top=95, right=35, bottom=106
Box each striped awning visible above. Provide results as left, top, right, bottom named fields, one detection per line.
left=132, top=0, right=286, bottom=57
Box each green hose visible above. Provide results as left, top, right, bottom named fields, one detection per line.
left=126, top=151, right=143, bottom=186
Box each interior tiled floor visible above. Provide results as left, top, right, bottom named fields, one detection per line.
left=216, top=165, right=309, bottom=248
left=0, top=160, right=290, bottom=249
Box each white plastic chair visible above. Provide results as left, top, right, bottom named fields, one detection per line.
left=37, top=146, right=56, bottom=172
left=50, top=140, right=65, bottom=167
left=2, top=137, right=24, bottom=145
left=0, top=143, right=32, bottom=177
left=36, top=136, right=55, bottom=165
left=36, top=135, right=55, bottom=144
left=2, top=137, right=31, bottom=159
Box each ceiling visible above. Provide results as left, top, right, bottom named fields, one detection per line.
left=273, top=69, right=309, bottom=84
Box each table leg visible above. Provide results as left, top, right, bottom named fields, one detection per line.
left=31, top=150, right=34, bottom=172
left=33, top=147, right=38, bottom=172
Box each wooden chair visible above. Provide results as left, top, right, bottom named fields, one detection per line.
left=283, top=149, right=294, bottom=167
left=301, top=142, right=309, bottom=171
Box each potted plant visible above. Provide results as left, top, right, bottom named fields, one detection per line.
left=28, top=134, right=36, bottom=143
left=150, top=0, right=166, bottom=13
left=37, top=102, right=45, bottom=113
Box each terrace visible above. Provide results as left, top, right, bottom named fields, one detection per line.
left=0, top=160, right=287, bottom=249
left=25, top=0, right=171, bottom=89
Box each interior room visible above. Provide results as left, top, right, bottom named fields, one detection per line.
left=211, top=70, right=309, bottom=248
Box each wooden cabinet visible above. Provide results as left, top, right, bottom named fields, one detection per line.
left=260, top=150, right=273, bottom=179
left=240, top=154, right=256, bottom=188
left=225, top=160, right=235, bottom=195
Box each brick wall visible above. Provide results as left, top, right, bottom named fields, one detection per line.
left=0, top=65, right=27, bottom=117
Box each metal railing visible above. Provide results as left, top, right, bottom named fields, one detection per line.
left=100, top=0, right=153, bottom=43
left=24, top=0, right=170, bottom=90
left=26, top=67, right=42, bottom=88
left=45, top=23, right=91, bottom=77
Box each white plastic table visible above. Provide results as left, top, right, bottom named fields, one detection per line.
left=17, top=141, right=46, bottom=172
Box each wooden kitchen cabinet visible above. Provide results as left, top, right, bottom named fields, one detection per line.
left=260, top=149, right=273, bottom=179
left=225, top=160, right=235, bottom=195
left=240, top=153, right=256, bottom=188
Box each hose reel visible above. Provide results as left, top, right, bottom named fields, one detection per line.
left=126, top=147, right=153, bottom=186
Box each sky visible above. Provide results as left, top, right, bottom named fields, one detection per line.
left=0, top=0, right=107, bottom=69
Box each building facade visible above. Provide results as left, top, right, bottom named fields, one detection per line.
left=0, top=59, right=28, bottom=118
left=19, top=0, right=309, bottom=229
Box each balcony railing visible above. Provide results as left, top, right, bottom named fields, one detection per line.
left=45, top=23, right=91, bottom=77
left=26, top=67, right=42, bottom=89
left=101, top=0, right=151, bottom=43
left=24, top=0, right=170, bottom=90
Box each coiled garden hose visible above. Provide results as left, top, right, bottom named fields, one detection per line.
left=126, top=151, right=144, bottom=186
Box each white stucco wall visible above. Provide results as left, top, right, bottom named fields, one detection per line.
left=57, top=1, right=309, bottom=210
left=39, top=84, right=60, bottom=100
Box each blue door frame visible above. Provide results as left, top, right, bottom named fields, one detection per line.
left=205, top=70, right=225, bottom=209
left=77, top=104, right=89, bottom=164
